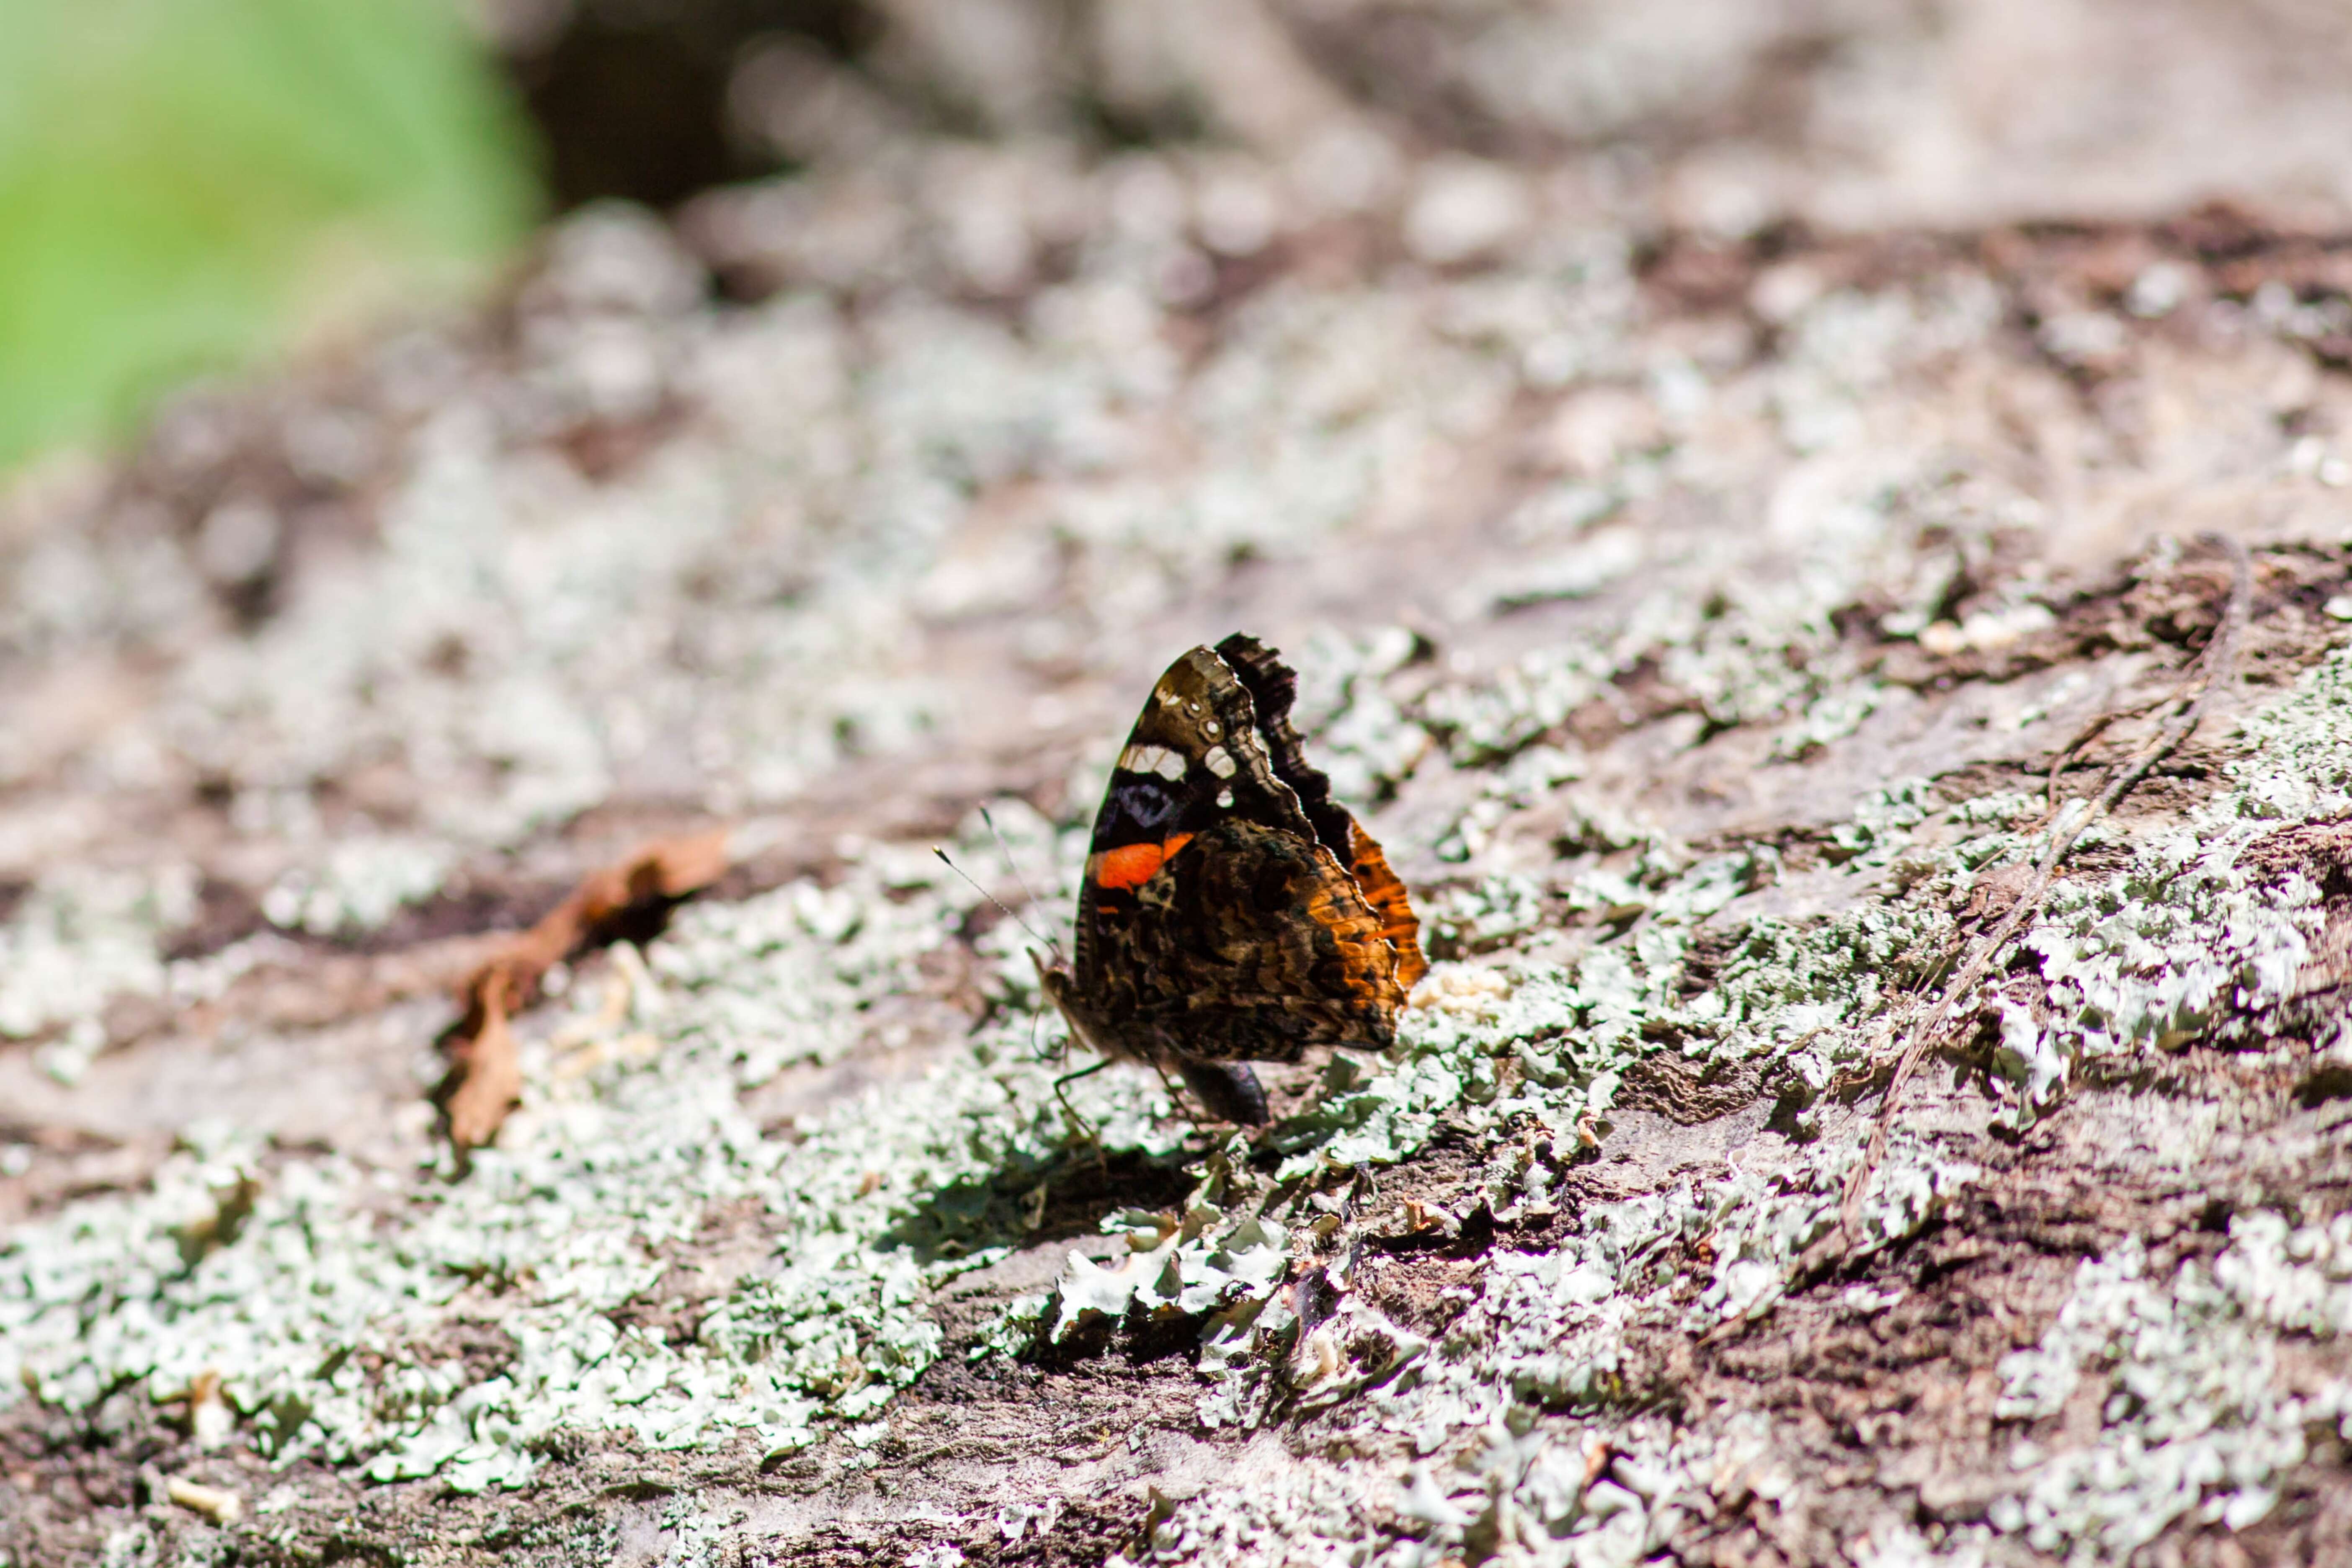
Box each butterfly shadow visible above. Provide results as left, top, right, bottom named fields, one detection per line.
left=880, top=1140, right=1202, bottom=1266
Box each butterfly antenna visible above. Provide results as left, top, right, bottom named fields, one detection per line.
left=978, top=805, right=1069, bottom=966
left=933, top=846, right=1057, bottom=957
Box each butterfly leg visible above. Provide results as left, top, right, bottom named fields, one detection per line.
left=1137, top=1058, right=1225, bottom=1143
left=1050, top=1056, right=1112, bottom=1151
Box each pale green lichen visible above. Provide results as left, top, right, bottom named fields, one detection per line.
left=1046, top=1195, right=1288, bottom=1347
left=1991, top=1214, right=2352, bottom=1560
left=0, top=840, right=1179, bottom=1493
left=259, top=835, right=454, bottom=937
left=13, top=603, right=2346, bottom=1559
left=648, top=856, right=958, bottom=1086
left=7, top=170, right=2350, bottom=1563
left=0, top=862, right=196, bottom=1081
left=1115, top=630, right=2352, bottom=1564
left=1981, top=640, right=2352, bottom=1122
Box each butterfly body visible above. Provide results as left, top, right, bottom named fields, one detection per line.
left=1038, top=634, right=1426, bottom=1124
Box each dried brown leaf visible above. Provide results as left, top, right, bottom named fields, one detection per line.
left=437, top=830, right=730, bottom=1153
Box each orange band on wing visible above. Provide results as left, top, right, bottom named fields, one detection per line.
left=1090, top=832, right=1195, bottom=892
left=1347, top=823, right=1428, bottom=990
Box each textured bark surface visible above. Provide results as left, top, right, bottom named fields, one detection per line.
left=10, top=5, right=2352, bottom=1565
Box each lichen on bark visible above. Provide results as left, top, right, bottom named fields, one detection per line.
left=13, top=7, right=2352, bottom=1564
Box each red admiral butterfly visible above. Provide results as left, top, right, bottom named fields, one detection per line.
left=1037, top=634, right=1426, bottom=1124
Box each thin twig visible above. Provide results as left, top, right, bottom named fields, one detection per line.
left=2035, top=694, right=2170, bottom=824
left=1798, top=534, right=2252, bottom=1279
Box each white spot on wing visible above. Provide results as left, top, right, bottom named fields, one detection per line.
left=1203, top=745, right=1237, bottom=778
left=1217, top=785, right=1235, bottom=808
left=1120, top=743, right=1186, bottom=781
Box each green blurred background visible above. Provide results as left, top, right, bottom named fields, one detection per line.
left=0, top=0, right=543, bottom=472
left=22, top=0, right=2342, bottom=480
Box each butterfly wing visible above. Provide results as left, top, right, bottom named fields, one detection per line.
left=1112, top=815, right=1411, bottom=1064
left=1213, top=633, right=1427, bottom=990
left=1065, top=643, right=1294, bottom=1011
left=1065, top=638, right=1422, bottom=1072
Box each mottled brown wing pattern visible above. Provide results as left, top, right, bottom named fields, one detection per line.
left=1096, top=817, right=1404, bottom=1065
left=1041, top=634, right=1426, bottom=1122
left=1215, top=632, right=1427, bottom=989
left=1066, top=645, right=1309, bottom=1001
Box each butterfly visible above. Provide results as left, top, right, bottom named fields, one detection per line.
left=1036, top=633, right=1426, bottom=1124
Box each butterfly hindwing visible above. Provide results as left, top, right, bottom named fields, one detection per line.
left=1215, top=633, right=1426, bottom=990
left=1108, top=815, right=1399, bottom=1064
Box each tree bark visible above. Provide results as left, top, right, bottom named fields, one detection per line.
left=11, top=8, right=2352, bottom=1565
